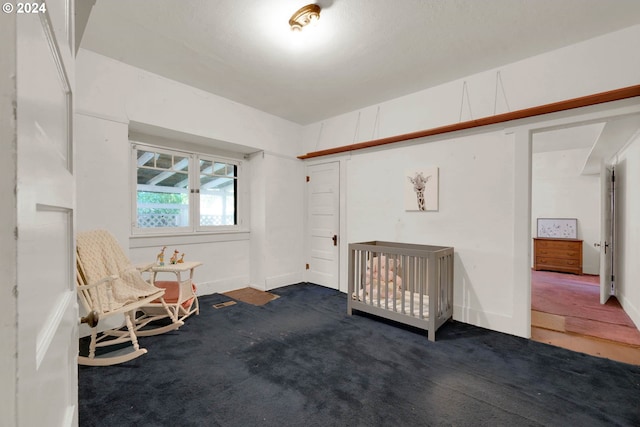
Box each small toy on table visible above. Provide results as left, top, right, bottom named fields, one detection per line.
left=156, top=246, right=167, bottom=266
left=170, top=249, right=180, bottom=265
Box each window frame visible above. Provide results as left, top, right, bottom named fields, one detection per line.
left=131, top=142, right=244, bottom=236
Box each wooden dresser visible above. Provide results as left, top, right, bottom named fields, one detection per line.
left=533, top=238, right=583, bottom=275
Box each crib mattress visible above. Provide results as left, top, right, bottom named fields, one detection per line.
left=358, top=292, right=429, bottom=318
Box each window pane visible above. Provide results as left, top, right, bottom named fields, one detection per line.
left=200, top=159, right=212, bottom=173
left=137, top=150, right=156, bottom=167
left=137, top=188, right=189, bottom=228
left=213, top=162, right=226, bottom=176
left=173, top=155, right=188, bottom=168
left=200, top=176, right=235, bottom=226
left=156, top=152, right=173, bottom=169
left=136, top=149, right=190, bottom=229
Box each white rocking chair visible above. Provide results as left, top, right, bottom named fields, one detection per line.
left=76, top=229, right=184, bottom=366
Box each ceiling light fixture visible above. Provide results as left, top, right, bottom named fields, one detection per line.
left=289, top=4, right=321, bottom=31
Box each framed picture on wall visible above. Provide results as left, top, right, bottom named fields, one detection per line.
left=537, top=218, right=578, bottom=239
left=405, top=167, right=439, bottom=211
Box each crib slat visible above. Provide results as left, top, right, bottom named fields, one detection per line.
left=359, top=250, right=366, bottom=302
left=419, top=257, right=425, bottom=319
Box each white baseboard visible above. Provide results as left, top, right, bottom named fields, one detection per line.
left=453, top=305, right=526, bottom=338
left=265, top=272, right=304, bottom=290
left=619, top=294, right=640, bottom=330
left=196, top=275, right=251, bottom=296
left=197, top=273, right=303, bottom=295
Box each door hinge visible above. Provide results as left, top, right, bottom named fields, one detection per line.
left=306, top=263, right=310, bottom=270
left=306, top=176, right=310, bottom=182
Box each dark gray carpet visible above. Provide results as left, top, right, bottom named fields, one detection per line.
left=79, top=283, right=640, bottom=426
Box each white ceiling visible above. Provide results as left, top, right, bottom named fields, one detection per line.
left=533, top=123, right=606, bottom=154
left=80, top=0, right=640, bottom=125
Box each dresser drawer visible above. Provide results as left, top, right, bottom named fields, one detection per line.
left=534, top=248, right=581, bottom=259
left=535, top=239, right=580, bottom=251
left=536, top=257, right=581, bottom=268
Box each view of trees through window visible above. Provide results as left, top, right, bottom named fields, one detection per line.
left=136, top=191, right=189, bottom=228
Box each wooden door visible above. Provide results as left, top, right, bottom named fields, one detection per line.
left=306, top=162, right=340, bottom=289
left=15, top=3, right=78, bottom=426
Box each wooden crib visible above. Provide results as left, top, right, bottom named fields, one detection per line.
left=348, top=241, right=454, bottom=341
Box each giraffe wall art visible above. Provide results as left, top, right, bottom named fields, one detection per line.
left=405, top=167, right=439, bottom=211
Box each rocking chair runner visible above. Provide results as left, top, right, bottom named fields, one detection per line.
left=76, top=229, right=184, bottom=366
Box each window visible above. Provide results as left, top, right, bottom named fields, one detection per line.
left=132, top=143, right=241, bottom=234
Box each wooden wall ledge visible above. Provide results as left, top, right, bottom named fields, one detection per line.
left=297, top=84, right=640, bottom=160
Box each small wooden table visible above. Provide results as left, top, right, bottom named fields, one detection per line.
left=150, top=262, right=202, bottom=320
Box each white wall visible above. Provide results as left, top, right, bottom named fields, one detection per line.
left=345, top=131, right=518, bottom=334
left=76, top=115, right=131, bottom=244
left=300, top=25, right=640, bottom=338
left=75, top=49, right=304, bottom=300
left=249, top=152, right=305, bottom=290
left=531, top=148, right=600, bottom=274
left=264, top=154, right=305, bottom=289
left=614, top=133, right=640, bottom=328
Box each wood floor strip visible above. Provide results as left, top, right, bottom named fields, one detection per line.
left=532, top=327, right=640, bottom=365
left=531, top=311, right=565, bottom=332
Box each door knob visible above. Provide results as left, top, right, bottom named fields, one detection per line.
left=80, top=310, right=99, bottom=328
left=594, top=243, right=601, bottom=247
left=332, top=234, right=338, bottom=246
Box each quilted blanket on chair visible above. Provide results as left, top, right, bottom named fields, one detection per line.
left=77, top=229, right=159, bottom=312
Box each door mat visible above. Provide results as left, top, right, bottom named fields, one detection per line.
left=223, top=287, right=280, bottom=306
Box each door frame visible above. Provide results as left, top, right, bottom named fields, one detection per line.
left=520, top=99, right=640, bottom=337
left=600, top=163, right=615, bottom=304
